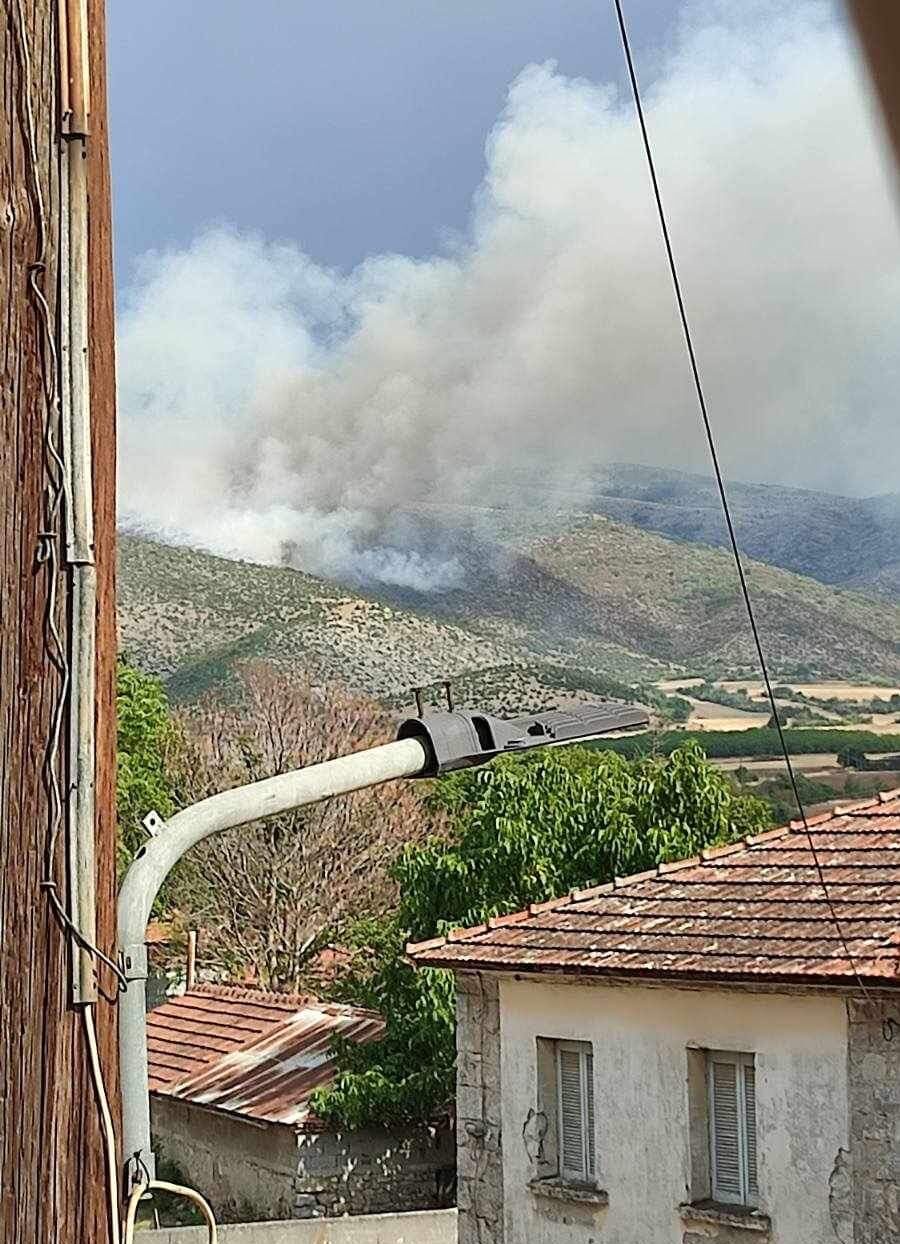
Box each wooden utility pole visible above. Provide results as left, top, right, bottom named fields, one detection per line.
left=848, top=1, right=900, bottom=176
left=1, top=1, right=119, bottom=1240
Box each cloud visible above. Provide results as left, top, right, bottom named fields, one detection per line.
left=117, top=0, right=900, bottom=589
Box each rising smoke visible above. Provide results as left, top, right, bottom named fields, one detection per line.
left=118, top=0, right=900, bottom=591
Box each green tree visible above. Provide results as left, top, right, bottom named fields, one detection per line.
left=837, top=746, right=866, bottom=771
left=313, top=742, right=771, bottom=1128
left=116, top=658, right=178, bottom=871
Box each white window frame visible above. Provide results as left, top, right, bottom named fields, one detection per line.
left=556, top=1039, right=595, bottom=1184
left=707, top=1050, right=758, bottom=1207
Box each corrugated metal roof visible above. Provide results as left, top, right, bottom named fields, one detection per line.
left=408, top=790, right=900, bottom=988
left=148, top=984, right=384, bottom=1128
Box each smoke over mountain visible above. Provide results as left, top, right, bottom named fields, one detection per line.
left=118, top=0, right=900, bottom=591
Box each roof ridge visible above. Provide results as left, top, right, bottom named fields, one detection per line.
left=835, top=794, right=899, bottom=816
left=780, top=788, right=900, bottom=832
left=186, top=983, right=380, bottom=1022
left=189, top=983, right=318, bottom=1009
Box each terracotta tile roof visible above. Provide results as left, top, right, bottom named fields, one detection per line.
left=147, top=983, right=384, bottom=1128
left=408, top=790, right=900, bottom=988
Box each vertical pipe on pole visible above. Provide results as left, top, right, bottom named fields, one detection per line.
left=59, top=0, right=97, bottom=1004
left=65, top=0, right=90, bottom=134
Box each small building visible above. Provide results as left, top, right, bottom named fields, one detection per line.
left=410, top=790, right=900, bottom=1244
left=148, top=984, right=455, bottom=1222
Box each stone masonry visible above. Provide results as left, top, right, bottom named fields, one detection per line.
left=293, top=1124, right=455, bottom=1220
left=847, top=997, right=900, bottom=1244
left=456, top=971, right=504, bottom=1244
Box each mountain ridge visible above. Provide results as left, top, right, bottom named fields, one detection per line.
left=118, top=504, right=900, bottom=713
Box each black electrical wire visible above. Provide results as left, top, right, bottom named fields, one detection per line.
left=610, top=0, right=869, bottom=994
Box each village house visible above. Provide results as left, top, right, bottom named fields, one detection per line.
left=148, top=984, right=455, bottom=1222
left=410, top=790, right=900, bottom=1244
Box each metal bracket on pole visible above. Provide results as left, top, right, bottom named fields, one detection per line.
left=396, top=704, right=649, bottom=776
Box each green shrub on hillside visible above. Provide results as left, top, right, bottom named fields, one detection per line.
left=596, top=728, right=900, bottom=761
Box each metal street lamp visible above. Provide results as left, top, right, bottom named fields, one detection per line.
left=117, top=701, right=647, bottom=1191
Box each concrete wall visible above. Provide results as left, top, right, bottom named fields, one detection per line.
left=152, top=1097, right=299, bottom=1222
left=498, top=977, right=849, bottom=1244
left=140, top=1208, right=456, bottom=1244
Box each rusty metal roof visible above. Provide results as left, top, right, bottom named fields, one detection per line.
left=148, top=983, right=384, bottom=1128
left=408, top=790, right=900, bottom=988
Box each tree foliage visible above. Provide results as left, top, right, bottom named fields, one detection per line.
left=313, top=742, right=772, bottom=1128
left=310, top=918, right=456, bottom=1129
left=116, top=658, right=178, bottom=871
left=167, top=664, right=443, bottom=992
left=600, top=726, right=900, bottom=760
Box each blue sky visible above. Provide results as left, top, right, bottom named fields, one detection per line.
left=108, top=0, right=677, bottom=285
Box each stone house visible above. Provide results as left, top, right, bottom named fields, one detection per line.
left=148, top=984, right=455, bottom=1221
left=409, top=789, right=900, bottom=1244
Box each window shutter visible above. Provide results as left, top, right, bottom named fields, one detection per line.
left=558, top=1047, right=586, bottom=1179
left=710, top=1059, right=743, bottom=1203
left=585, top=1049, right=595, bottom=1176
left=743, top=1063, right=758, bottom=1201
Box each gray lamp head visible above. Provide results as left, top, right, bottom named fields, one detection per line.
left=396, top=703, right=649, bottom=776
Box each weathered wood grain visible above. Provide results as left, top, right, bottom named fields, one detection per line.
left=1, top=1, right=118, bottom=1240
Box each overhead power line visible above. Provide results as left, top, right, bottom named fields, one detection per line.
left=609, top=0, right=869, bottom=995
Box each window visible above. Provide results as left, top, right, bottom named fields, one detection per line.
left=556, top=1040, right=595, bottom=1183
left=707, top=1051, right=758, bottom=1207
left=533, top=1037, right=596, bottom=1188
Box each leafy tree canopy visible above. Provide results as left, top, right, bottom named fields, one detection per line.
left=313, top=741, right=772, bottom=1128
left=116, top=658, right=178, bottom=870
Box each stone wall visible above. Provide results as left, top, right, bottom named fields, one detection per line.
left=455, top=971, right=504, bottom=1244
left=293, top=1124, right=455, bottom=1219
left=152, top=1098, right=454, bottom=1224
left=847, top=997, right=900, bottom=1244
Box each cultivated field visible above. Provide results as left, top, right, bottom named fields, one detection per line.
left=718, top=680, right=900, bottom=700
left=653, top=679, right=900, bottom=734
left=682, top=698, right=769, bottom=732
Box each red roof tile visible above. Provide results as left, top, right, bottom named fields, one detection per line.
left=408, top=790, right=900, bottom=988
left=148, top=983, right=384, bottom=1127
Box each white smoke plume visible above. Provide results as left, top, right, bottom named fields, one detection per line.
left=118, top=0, right=900, bottom=590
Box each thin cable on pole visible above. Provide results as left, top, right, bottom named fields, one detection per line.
left=12, top=0, right=124, bottom=995
left=83, top=1007, right=122, bottom=1244
left=610, top=0, right=868, bottom=994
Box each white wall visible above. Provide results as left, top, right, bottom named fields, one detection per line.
left=499, top=977, right=848, bottom=1244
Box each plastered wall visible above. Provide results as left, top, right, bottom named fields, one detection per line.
left=497, top=977, right=849, bottom=1244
